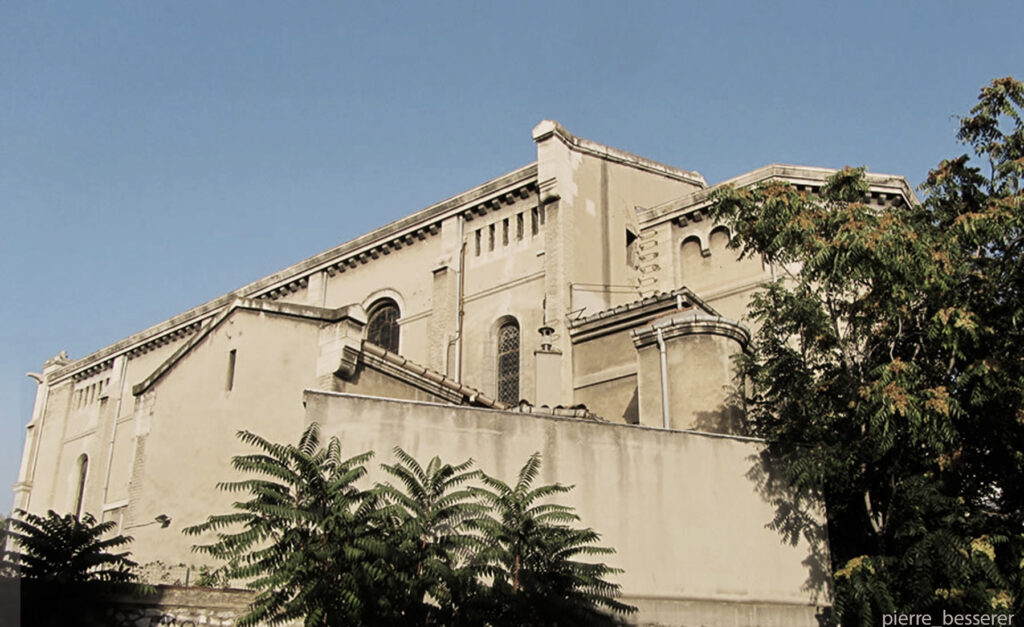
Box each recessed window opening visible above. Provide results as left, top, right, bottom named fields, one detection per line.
left=502, top=218, right=509, bottom=246
left=496, top=320, right=520, bottom=405
left=517, top=213, right=524, bottom=240
left=367, top=299, right=401, bottom=353
left=226, top=349, right=237, bottom=391
left=626, top=229, right=639, bottom=267
left=74, top=454, right=88, bottom=518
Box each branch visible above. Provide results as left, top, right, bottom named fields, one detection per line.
left=864, top=489, right=885, bottom=536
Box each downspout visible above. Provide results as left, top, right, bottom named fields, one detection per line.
left=656, top=327, right=670, bottom=429
left=454, top=214, right=466, bottom=383
left=102, top=355, right=129, bottom=505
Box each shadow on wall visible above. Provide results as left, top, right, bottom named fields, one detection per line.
left=696, top=380, right=833, bottom=624
left=746, top=448, right=834, bottom=626
left=691, top=383, right=748, bottom=435
left=622, top=387, right=639, bottom=424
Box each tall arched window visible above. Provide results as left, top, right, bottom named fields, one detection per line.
left=74, top=454, right=88, bottom=518
left=367, top=299, right=400, bottom=353
left=496, top=320, right=520, bottom=404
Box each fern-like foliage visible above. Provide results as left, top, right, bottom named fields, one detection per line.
left=2, top=509, right=148, bottom=626
left=2, top=509, right=139, bottom=585
left=473, top=453, right=635, bottom=626
left=184, top=423, right=388, bottom=626
left=377, top=447, right=487, bottom=624
left=189, top=426, right=635, bottom=626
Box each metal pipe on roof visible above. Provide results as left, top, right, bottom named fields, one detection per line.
left=656, top=327, right=670, bottom=429
left=455, top=214, right=466, bottom=383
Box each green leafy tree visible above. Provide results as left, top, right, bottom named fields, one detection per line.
left=709, top=77, right=1024, bottom=624
left=2, top=509, right=147, bottom=626
left=474, top=453, right=635, bottom=626
left=190, top=426, right=635, bottom=626
left=184, top=423, right=392, bottom=626
left=2, top=509, right=139, bottom=585
left=377, top=448, right=487, bottom=625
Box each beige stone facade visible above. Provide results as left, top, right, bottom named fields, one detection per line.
left=13, top=122, right=916, bottom=625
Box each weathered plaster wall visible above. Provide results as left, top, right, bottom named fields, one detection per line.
left=534, top=122, right=702, bottom=319
left=674, top=224, right=769, bottom=322
left=571, top=327, right=639, bottom=422
left=305, top=391, right=828, bottom=627
left=124, top=309, right=321, bottom=566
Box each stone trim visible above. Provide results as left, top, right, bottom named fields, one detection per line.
left=568, top=287, right=720, bottom=343
left=253, top=275, right=309, bottom=301
left=360, top=341, right=506, bottom=410
left=507, top=401, right=605, bottom=421
left=462, top=270, right=545, bottom=305
left=573, top=363, right=637, bottom=390
left=71, top=359, right=115, bottom=382
left=638, top=163, right=920, bottom=228
left=532, top=120, right=706, bottom=187
left=459, top=181, right=538, bottom=222
left=130, top=299, right=362, bottom=396
left=631, top=310, right=751, bottom=349
left=48, top=163, right=539, bottom=382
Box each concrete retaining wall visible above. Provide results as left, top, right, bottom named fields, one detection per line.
left=304, top=390, right=831, bottom=627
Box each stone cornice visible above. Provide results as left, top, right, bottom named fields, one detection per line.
left=48, top=164, right=539, bottom=382
left=567, top=287, right=721, bottom=343
left=129, top=299, right=360, bottom=396
left=637, top=164, right=920, bottom=228
left=631, top=311, right=751, bottom=349
left=532, top=120, right=706, bottom=188
left=71, top=358, right=116, bottom=382
left=122, top=296, right=511, bottom=407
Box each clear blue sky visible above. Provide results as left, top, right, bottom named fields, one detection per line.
left=2, top=1, right=1021, bottom=515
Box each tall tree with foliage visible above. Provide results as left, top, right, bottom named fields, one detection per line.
left=2, top=510, right=140, bottom=585
left=709, top=77, right=1024, bottom=624
left=474, top=453, right=634, bottom=626
left=189, top=425, right=635, bottom=626
left=377, top=448, right=487, bottom=625
left=184, top=424, right=393, bottom=626
left=2, top=509, right=147, bottom=626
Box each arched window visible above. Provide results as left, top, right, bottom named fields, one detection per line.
left=367, top=299, right=400, bottom=353
left=74, top=454, right=88, bottom=518
left=496, top=320, right=520, bottom=404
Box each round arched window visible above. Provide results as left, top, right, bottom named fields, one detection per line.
left=367, top=299, right=400, bottom=353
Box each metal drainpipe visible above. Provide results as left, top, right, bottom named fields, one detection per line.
left=102, top=355, right=129, bottom=505
left=656, top=327, right=670, bottom=429
left=454, top=214, right=466, bottom=383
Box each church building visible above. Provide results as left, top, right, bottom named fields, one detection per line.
left=13, top=121, right=916, bottom=625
